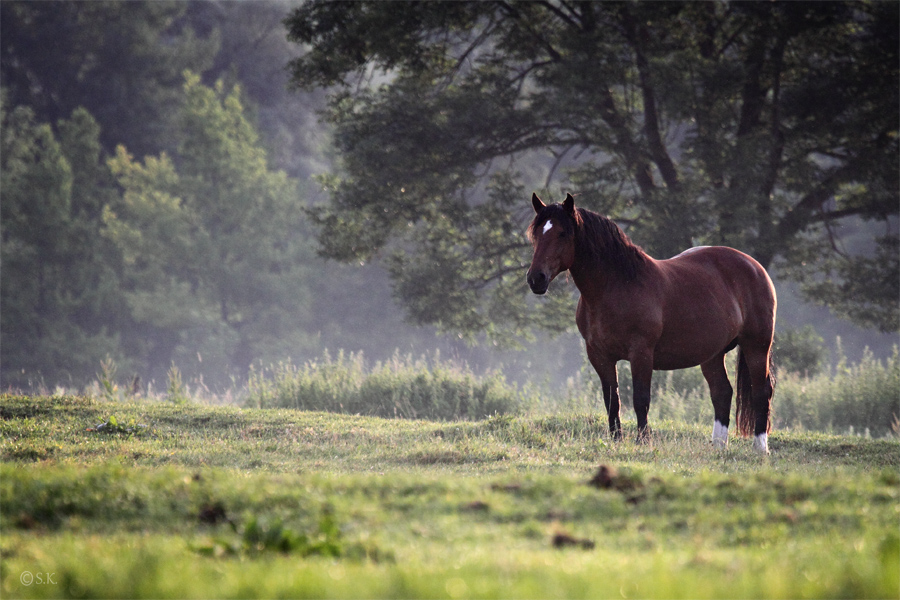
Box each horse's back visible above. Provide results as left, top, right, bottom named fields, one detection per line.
left=666, top=245, right=775, bottom=316
left=669, top=246, right=773, bottom=295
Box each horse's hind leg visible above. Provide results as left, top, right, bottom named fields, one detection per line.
left=701, top=353, right=733, bottom=448
left=745, top=346, right=774, bottom=454
left=735, top=341, right=775, bottom=454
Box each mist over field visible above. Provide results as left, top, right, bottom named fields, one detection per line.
left=2, top=6, right=899, bottom=598
left=2, top=0, right=897, bottom=395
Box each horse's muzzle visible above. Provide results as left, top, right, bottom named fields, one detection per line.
left=527, top=270, right=550, bottom=295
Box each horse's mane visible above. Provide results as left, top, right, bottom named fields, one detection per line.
left=529, top=205, right=649, bottom=281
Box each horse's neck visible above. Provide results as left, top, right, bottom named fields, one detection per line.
left=568, top=259, right=614, bottom=300
left=568, top=256, right=649, bottom=300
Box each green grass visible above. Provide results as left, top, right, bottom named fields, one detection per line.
left=2, top=394, right=899, bottom=599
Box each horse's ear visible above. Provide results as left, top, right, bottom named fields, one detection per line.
left=532, top=193, right=546, bottom=214
left=563, top=193, right=575, bottom=216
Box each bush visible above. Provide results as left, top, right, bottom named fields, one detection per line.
left=247, top=351, right=521, bottom=421
left=774, top=325, right=829, bottom=377
left=776, top=344, right=899, bottom=437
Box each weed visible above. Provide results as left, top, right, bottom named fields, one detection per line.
left=166, top=364, right=190, bottom=405
left=96, top=355, right=120, bottom=401
left=81, top=343, right=900, bottom=438
left=559, top=341, right=900, bottom=437
left=87, top=414, right=148, bottom=436
left=192, top=506, right=393, bottom=563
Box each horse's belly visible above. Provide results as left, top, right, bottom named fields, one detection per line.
left=652, top=347, right=721, bottom=371
left=652, top=322, right=738, bottom=370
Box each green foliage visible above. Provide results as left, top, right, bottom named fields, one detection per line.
left=4, top=0, right=895, bottom=398
left=1, top=1, right=219, bottom=158
left=1, top=1, right=361, bottom=388
left=776, top=345, right=900, bottom=438
left=286, top=1, right=899, bottom=339
left=193, top=509, right=358, bottom=560
left=559, top=340, right=899, bottom=437
left=774, top=325, right=829, bottom=377
left=248, top=351, right=521, bottom=421
left=240, top=510, right=341, bottom=557
left=793, top=235, right=900, bottom=332
left=1, top=100, right=128, bottom=387
left=103, top=72, right=316, bottom=379
left=96, top=356, right=121, bottom=402
left=87, top=415, right=148, bottom=436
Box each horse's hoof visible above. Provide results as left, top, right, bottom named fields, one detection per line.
left=712, top=421, right=728, bottom=448
left=636, top=426, right=652, bottom=445
left=752, top=433, right=770, bottom=455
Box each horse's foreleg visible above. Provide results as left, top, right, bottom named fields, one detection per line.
left=603, top=377, right=623, bottom=442
left=587, top=347, right=622, bottom=441
left=629, top=350, right=654, bottom=443
left=701, top=354, right=733, bottom=449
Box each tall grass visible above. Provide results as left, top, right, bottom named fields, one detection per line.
left=247, top=350, right=522, bottom=421
left=542, top=343, right=899, bottom=437
left=537, top=353, right=712, bottom=425
left=90, top=341, right=898, bottom=436
left=776, top=346, right=899, bottom=437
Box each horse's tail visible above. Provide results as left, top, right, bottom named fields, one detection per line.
left=735, top=346, right=775, bottom=437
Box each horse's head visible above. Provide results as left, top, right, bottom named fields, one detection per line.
left=526, top=193, right=577, bottom=295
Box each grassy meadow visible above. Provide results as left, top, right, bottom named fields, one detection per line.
left=2, top=389, right=899, bottom=599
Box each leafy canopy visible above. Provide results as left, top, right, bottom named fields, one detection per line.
left=1, top=1, right=219, bottom=158
left=286, top=1, right=899, bottom=340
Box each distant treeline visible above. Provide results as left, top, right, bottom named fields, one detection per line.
left=2, top=1, right=897, bottom=392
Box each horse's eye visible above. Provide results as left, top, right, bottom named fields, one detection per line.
left=558, top=230, right=568, bottom=239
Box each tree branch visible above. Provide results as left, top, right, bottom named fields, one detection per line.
left=596, top=86, right=655, bottom=195
left=758, top=178, right=839, bottom=268
left=495, top=1, right=563, bottom=61
left=759, top=31, right=789, bottom=228
left=535, top=0, right=581, bottom=30
left=621, top=6, right=679, bottom=189
left=736, top=24, right=767, bottom=137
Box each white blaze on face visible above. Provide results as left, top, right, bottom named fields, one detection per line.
left=712, top=420, right=728, bottom=448
left=542, top=221, right=553, bottom=235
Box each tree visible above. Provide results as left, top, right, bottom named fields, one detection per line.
left=1, top=1, right=219, bottom=158
left=1, top=99, right=128, bottom=387
left=181, top=0, right=330, bottom=181
left=103, top=73, right=314, bottom=380
left=285, top=1, right=899, bottom=340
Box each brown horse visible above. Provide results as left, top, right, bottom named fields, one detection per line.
left=526, top=193, right=776, bottom=453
